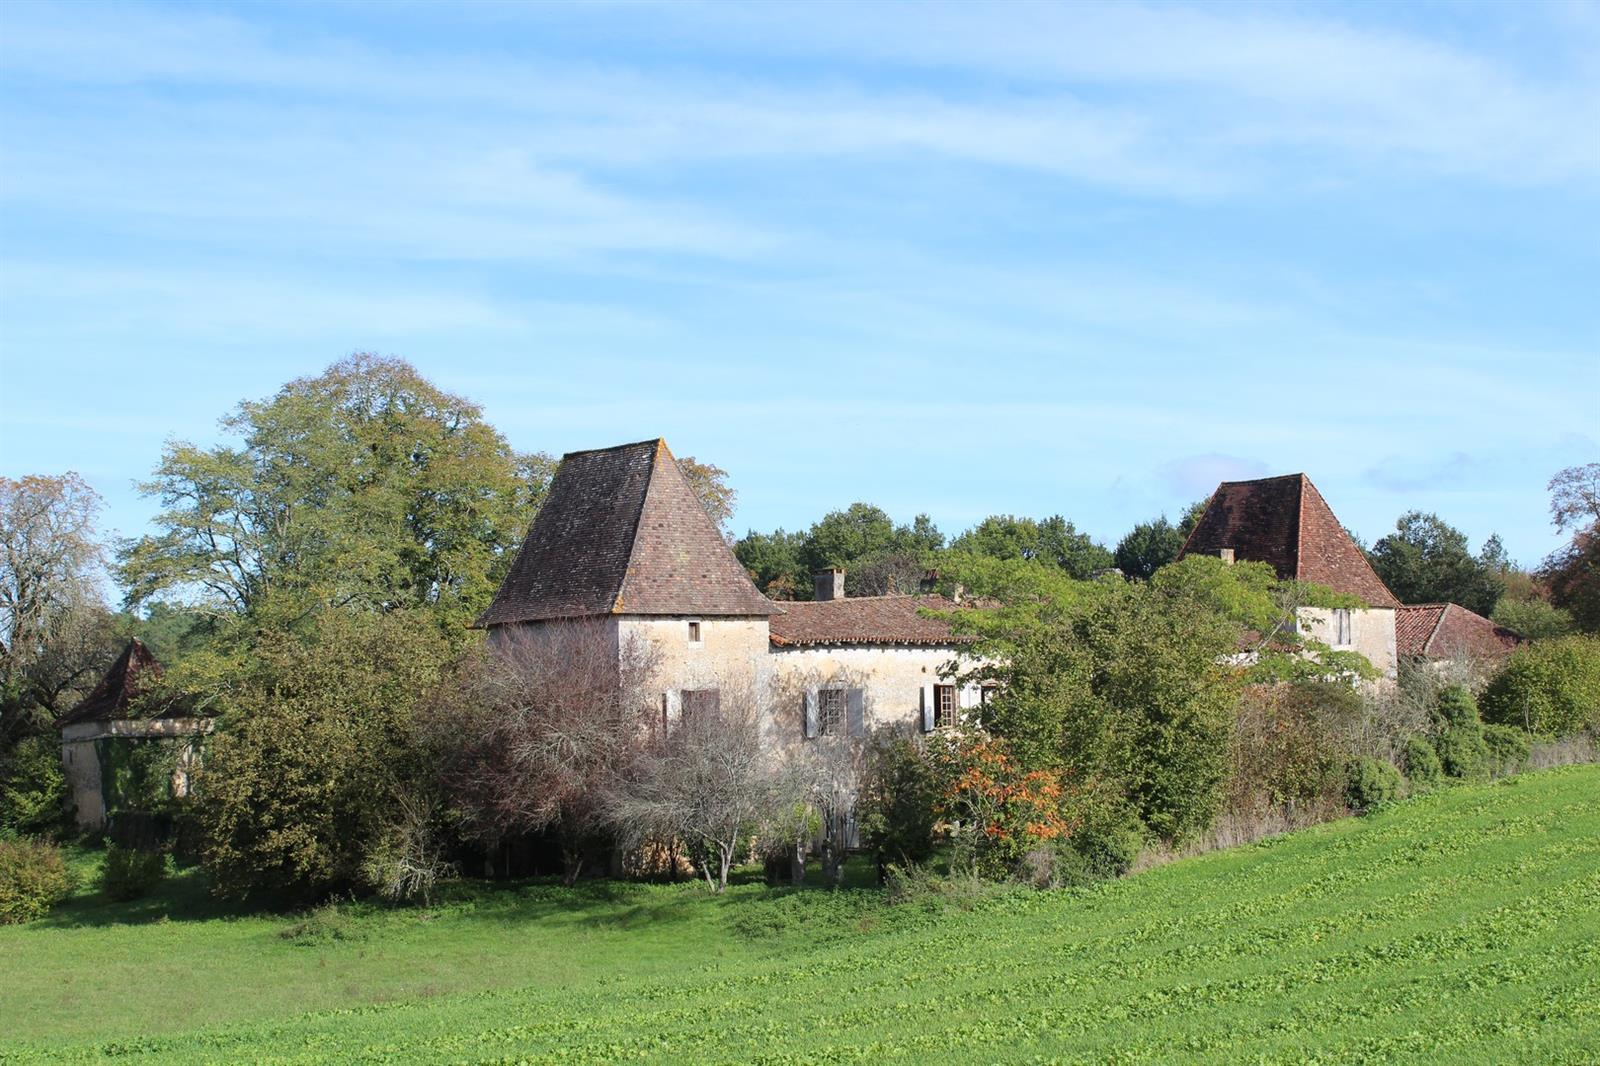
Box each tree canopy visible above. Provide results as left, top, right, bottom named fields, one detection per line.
left=950, top=515, right=1112, bottom=579
left=1367, top=511, right=1506, bottom=615
left=117, top=355, right=549, bottom=627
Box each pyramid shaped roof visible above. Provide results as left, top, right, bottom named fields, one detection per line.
left=479, top=438, right=776, bottom=626
left=56, top=639, right=190, bottom=728
left=1179, top=473, right=1400, bottom=608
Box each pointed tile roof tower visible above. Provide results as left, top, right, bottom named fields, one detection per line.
left=56, top=639, right=185, bottom=728
left=1179, top=473, right=1401, bottom=608
left=479, top=438, right=776, bottom=626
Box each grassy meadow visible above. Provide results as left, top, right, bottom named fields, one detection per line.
left=3, top=766, right=1598, bottom=1064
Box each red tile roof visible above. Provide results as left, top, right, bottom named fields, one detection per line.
left=1395, top=603, right=1520, bottom=661
left=1180, top=473, right=1401, bottom=608
left=480, top=439, right=775, bottom=626
left=55, top=640, right=193, bottom=728
left=768, top=595, right=970, bottom=648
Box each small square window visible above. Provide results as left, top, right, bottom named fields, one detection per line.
left=687, top=620, right=702, bottom=644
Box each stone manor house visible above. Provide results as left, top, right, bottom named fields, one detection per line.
left=58, top=437, right=1518, bottom=828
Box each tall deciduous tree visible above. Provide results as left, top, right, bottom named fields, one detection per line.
left=0, top=473, right=118, bottom=752
left=117, top=355, right=549, bottom=626
left=0, top=474, right=105, bottom=682
left=1368, top=511, right=1505, bottom=614
left=1114, top=517, right=1185, bottom=581
left=676, top=456, right=737, bottom=538
left=952, top=515, right=1112, bottom=579
left=1542, top=463, right=1600, bottom=632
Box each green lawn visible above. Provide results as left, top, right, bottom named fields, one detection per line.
left=4, top=767, right=1599, bottom=1064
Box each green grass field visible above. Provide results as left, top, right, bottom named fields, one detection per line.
left=4, top=766, right=1598, bottom=1064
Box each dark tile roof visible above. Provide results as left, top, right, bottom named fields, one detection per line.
left=1179, top=473, right=1401, bottom=608
left=768, top=595, right=970, bottom=647
left=55, top=640, right=193, bottom=728
left=479, top=438, right=775, bottom=626
left=1396, top=603, right=1520, bottom=661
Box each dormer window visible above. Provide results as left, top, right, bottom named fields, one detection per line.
left=687, top=620, right=702, bottom=645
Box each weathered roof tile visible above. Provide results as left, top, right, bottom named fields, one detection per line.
left=1180, top=473, right=1401, bottom=608
left=479, top=438, right=774, bottom=625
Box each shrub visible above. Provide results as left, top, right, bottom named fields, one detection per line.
left=927, top=734, right=1086, bottom=878
left=0, top=735, right=70, bottom=838
left=1228, top=683, right=1349, bottom=810
left=279, top=901, right=364, bottom=946
left=883, top=864, right=999, bottom=910
left=1063, top=802, right=1146, bottom=881
left=1344, top=757, right=1404, bottom=812
left=198, top=610, right=456, bottom=902
left=100, top=846, right=169, bottom=902
left=0, top=838, right=72, bottom=924
left=1481, top=636, right=1600, bottom=737
left=857, top=736, right=940, bottom=870
left=1483, top=725, right=1532, bottom=777
left=1436, top=728, right=1490, bottom=780
left=1434, top=685, right=1489, bottom=779
left=359, top=793, right=454, bottom=906
left=1403, top=737, right=1444, bottom=789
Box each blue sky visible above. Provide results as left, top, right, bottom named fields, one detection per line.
left=1, top=0, right=1596, bottom=575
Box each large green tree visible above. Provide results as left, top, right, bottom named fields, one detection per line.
left=1112, top=499, right=1207, bottom=581
left=951, top=515, right=1112, bottom=579
left=969, top=576, right=1240, bottom=842
left=738, top=504, right=943, bottom=600
left=118, top=355, right=550, bottom=627
left=1367, top=511, right=1506, bottom=614
left=196, top=609, right=457, bottom=901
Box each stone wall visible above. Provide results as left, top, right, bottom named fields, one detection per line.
left=1297, top=606, right=1398, bottom=679
left=765, top=643, right=979, bottom=751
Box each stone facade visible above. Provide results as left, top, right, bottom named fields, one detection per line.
left=1297, top=606, right=1398, bottom=680
left=60, top=718, right=211, bottom=830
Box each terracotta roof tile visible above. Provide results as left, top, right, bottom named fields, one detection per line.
left=55, top=640, right=192, bottom=728
left=1396, top=603, right=1520, bottom=661
left=1180, top=473, right=1400, bottom=608
left=479, top=438, right=774, bottom=626
left=768, top=595, right=970, bottom=647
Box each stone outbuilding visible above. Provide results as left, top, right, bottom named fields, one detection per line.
left=55, top=639, right=210, bottom=831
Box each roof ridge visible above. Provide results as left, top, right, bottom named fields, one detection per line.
left=611, top=440, right=669, bottom=613
left=561, top=437, right=664, bottom=461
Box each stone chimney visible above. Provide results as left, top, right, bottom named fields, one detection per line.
left=814, top=568, right=846, bottom=602
left=1219, top=548, right=1235, bottom=565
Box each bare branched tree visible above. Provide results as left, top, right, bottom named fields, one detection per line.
left=771, top=663, right=881, bottom=886
left=605, top=678, right=797, bottom=892
left=1, top=474, right=105, bottom=681
left=420, top=621, right=658, bottom=886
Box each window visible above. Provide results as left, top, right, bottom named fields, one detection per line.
left=1334, top=609, right=1353, bottom=647
left=687, top=620, right=702, bottom=644
left=681, top=688, right=719, bottom=720
left=818, top=686, right=846, bottom=736
left=980, top=683, right=998, bottom=706
left=934, top=684, right=958, bottom=730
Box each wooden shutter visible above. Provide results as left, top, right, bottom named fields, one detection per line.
left=920, top=683, right=935, bottom=733
left=847, top=688, right=866, bottom=738
left=663, top=689, right=682, bottom=730
left=803, top=688, right=818, bottom=739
